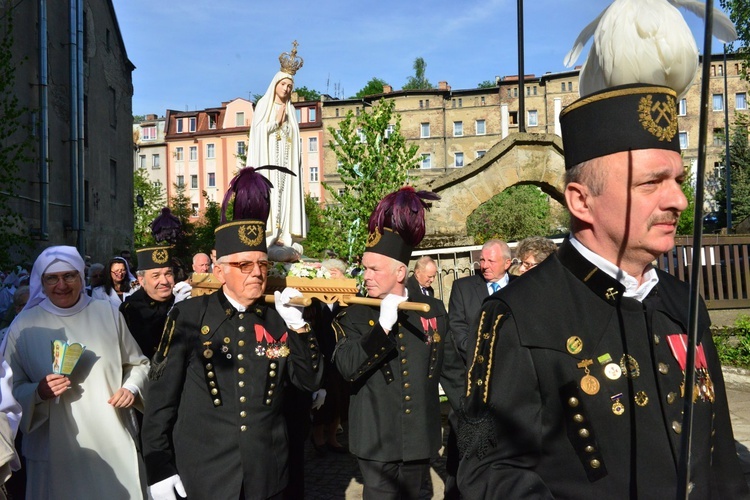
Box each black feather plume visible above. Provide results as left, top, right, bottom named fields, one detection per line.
left=221, top=165, right=296, bottom=223
left=150, top=207, right=181, bottom=243
left=368, top=186, right=440, bottom=247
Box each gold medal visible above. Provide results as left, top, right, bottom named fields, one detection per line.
left=433, top=332, right=441, bottom=343
left=611, top=393, right=625, bottom=415
left=581, top=374, right=600, bottom=395
left=203, top=342, right=213, bottom=359
left=278, top=345, right=290, bottom=358
left=634, top=391, right=649, bottom=407
left=567, top=336, right=583, bottom=355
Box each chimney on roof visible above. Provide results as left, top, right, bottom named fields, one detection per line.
left=145, top=114, right=157, bottom=120
left=383, top=84, right=392, bottom=94
left=438, top=81, right=451, bottom=90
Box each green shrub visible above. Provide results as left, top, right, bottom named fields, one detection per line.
left=714, top=314, right=750, bottom=369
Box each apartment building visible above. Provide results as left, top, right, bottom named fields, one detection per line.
left=134, top=115, right=167, bottom=193
left=296, top=100, right=325, bottom=202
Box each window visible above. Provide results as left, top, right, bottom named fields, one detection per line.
left=453, top=121, right=463, bottom=137
left=458, top=98, right=462, bottom=108
left=713, top=128, right=725, bottom=147
left=476, top=150, right=486, bottom=158
left=526, top=87, right=531, bottom=96
left=513, top=88, right=518, bottom=97
left=338, top=188, right=346, bottom=196
left=138, top=155, right=146, bottom=169
left=237, top=141, right=246, bottom=156
left=309, top=137, right=318, bottom=152
left=309, top=107, right=316, bottom=122
left=528, top=110, right=538, bottom=127
left=561, top=83, right=565, bottom=92
left=206, top=143, right=215, bottom=159
left=736, top=92, right=747, bottom=110
left=455, top=152, right=464, bottom=168
left=419, top=100, right=424, bottom=109
left=679, top=98, right=687, bottom=116
left=568, top=82, right=573, bottom=91
left=679, top=132, right=688, bottom=149
left=533, top=86, right=537, bottom=95
left=718, top=64, right=724, bottom=76
left=153, top=180, right=162, bottom=190
left=476, top=119, right=486, bottom=135
left=152, top=154, right=160, bottom=169
left=425, top=99, right=430, bottom=108
left=189, top=146, right=197, bottom=161
left=235, top=112, right=245, bottom=127
left=191, top=203, right=199, bottom=216
left=207, top=172, right=216, bottom=187
left=142, top=126, right=157, bottom=140
left=176, top=175, right=185, bottom=187
left=110, top=159, right=117, bottom=198
left=421, top=153, right=431, bottom=169
left=295, top=109, right=301, bottom=122
left=421, top=123, right=430, bottom=138
left=713, top=94, right=724, bottom=111
left=175, top=147, right=184, bottom=161
left=109, top=87, right=116, bottom=128
left=191, top=175, right=198, bottom=189
left=452, top=99, right=456, bottom=108
left=189, top=117, right=196, bottom=132
left=357, top=128, right=366, bottom=143
left=176, top=119, right=183, bottom=133
left=208, top=115, right=216, bottom=129
left=335, top=108, right=340, bottom=117
left=310, top=166, right=319, bottom=182
left=480, top=96, right=485, bottom=105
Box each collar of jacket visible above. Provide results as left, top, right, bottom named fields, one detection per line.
left=558, top=239, right=626, bottom=307
left=216, top=288, right=268, bottom=319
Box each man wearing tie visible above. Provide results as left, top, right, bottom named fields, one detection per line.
left=448, top=239, right=512, bottom=362
left=406, top=256, right=438, bottom=298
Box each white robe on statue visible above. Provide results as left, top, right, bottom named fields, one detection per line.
left=3, top=245, right=149, bottom=499
left=248, top=70, right=307, bottom=246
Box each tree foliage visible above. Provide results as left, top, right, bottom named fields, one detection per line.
left=714, top=114, right=750, bottom=228
left=354, top=77, right=388, bottom=98
left=676, top=167, right=696, bottom=235
left=720, top=0, right=750, bottom=81
left=192, top=191, right=221, bottom=255
left=477, top=80, right=497, bottom=89
left=168, top=183, right=196, bottom=264
left=294, top=85, right=320, bottom=102
left=466, top=185, right=555, bottom=243
left=301, top=195, right=329, bottom=258
left=133, top=168, right=165, bottom=247
left=311, top=99, right=418, bottom=261
left=403, top=57, right=433, bottom=90
left=0, top=3, right=33, bottom=268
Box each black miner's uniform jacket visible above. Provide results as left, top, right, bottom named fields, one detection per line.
left=458, top=239, right=749, bottom=499
left=141, top=289, right=322, bottom=500
left=333, top=293, right=464, bottom=463
left=120, top=287, right=174, bottom=357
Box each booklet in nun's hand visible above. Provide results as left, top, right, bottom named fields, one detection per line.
left=51, top=340, right=86, bottom=375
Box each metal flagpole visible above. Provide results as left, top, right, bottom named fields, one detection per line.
left=677, top=1, right=714, bottom=497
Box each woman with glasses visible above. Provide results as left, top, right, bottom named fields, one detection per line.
left=92, top=257, right=138, bottom=307
left=2, top=246, right=149, bottom=498
left=515, top=236, right=558, bottom=275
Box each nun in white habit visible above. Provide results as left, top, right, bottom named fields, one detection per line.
left=3, top=246, right=149, bottom=499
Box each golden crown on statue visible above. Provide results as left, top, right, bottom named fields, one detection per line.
left=279, top=40, right=304, bottom=76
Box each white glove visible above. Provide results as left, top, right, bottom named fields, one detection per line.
left=379, top=293, right=408, bottom=331
left=172, top=282, right=192, bottom=304
left=311, top=388, right=327, bottom=410
left=274, top=287, right=306, bottom=329
left=148, top=474, right=186, bottom=500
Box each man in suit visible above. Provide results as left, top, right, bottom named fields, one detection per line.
left=406, top=255, right=438, bottom=298
left=458, top=84, right=749, bottom=498
left=333, top=188, right=464, bottom=499
left=142, top=169, right=323, bottom=500
left=448, top=239, right=512, bottom=361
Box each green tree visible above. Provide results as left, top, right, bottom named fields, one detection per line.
left=300, top=194, right=329, bottom=258
left=477, top=80, right=497, bottom=89
left=192, top=191, right=221, bottom=255
left=133, top=114, right=146, bottom=123
left=316, top=99, right=418, bottom=261
left=677, top=167, right=696, bottom=235
left=720, top=0, right=750, bottom=81
left=403, top=57, right=434, bottom=90
left=466, top=185, right=554, bottom=243
left=169, top=183, right=196, bottom=264
left=715, top=114, right=750, bottom=227
left=0, top=3, right=33, bottom=268
left=133, top=168, right=165, bottom=247
left=354, top=77, right=388, bottom=98
left=294, top=85, right=320, bottom=101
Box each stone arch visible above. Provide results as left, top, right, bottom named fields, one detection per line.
left=418, top=133, right=567, bottom=246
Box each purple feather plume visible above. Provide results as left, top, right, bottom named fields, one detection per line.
left=368, top=186, right=440, bottom=246
left=221, top=165, right=296, bottom=223
left=150, top=207, right=181, bottom=243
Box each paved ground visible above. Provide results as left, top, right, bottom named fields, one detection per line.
left=303, top=368, right=750, bottom=499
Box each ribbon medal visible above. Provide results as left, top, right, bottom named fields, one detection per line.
left=420, top=317, right=439, bottom=345
left=666, top=334, right=715, bottom=403
left=255, top=324, right=290, bottom=359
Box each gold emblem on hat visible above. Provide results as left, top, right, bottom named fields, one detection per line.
left=366, top=229, right=382, bottom=248
left=638, top=94, right=677, bottom=142
left=152, top=249, right=169, bottom=264
left=238, top=223, right=264, bottom=247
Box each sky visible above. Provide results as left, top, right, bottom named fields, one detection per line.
left=111, top=0, right=733, bottom=117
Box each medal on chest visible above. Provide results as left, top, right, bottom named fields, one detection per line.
left=576, top=359, right=600, bottom=395
left=254, top=324, right=289, bottom=359
left=667, top=334, right=715, bottom=403
left=420, top=317, right=440, bottom=344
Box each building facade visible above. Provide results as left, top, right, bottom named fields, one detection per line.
left=2, top=0, right=135, bottom=265
left=133, top=115, right=167, bottom=194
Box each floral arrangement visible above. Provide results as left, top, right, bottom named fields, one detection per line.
left=268, top=261, right=331, bottom=280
